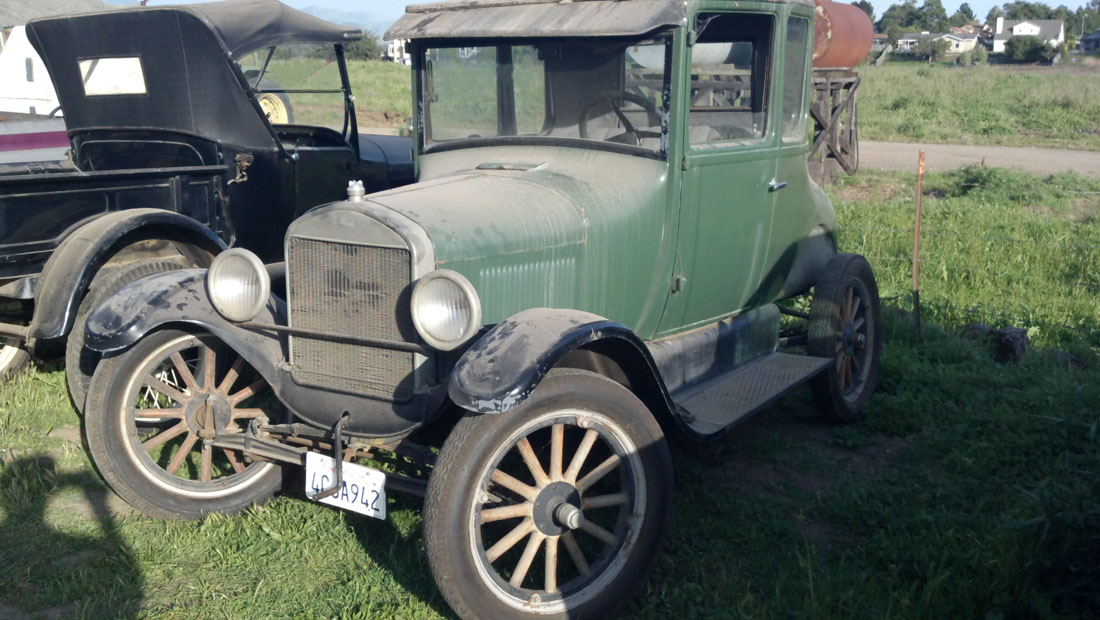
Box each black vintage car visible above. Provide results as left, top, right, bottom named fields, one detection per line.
left=0, top=0, right=414, bottom=403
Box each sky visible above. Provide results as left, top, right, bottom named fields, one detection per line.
left=864, top=0, right=1091, bottom=23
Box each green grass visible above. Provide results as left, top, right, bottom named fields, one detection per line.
left=1, top=167, right=1098, bottom=617
left=859, top=62, right=1100, bottom=151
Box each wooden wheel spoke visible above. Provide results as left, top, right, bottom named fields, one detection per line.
left=491, top=470, right=539, bottom=502
left=223, top=449, right=247, bottom=474
left=141, top=421, right=188, bottom=450
left=581, top=493, right=629, bottom=510
left=576, top=454, right=621, bottom=493
left=579, top=520, right=619, bottom=546
left=480, top=503, right=532, bottom=524
left=517, top=436, right=551, bottom=487
left=203, top=346, right=217, bottom=391
left=169, top=352, right=199, bottom=392
left=835, top=351, right=846, bottom=374
left=849, top=295, right=862, bottom=322
left=200, top=444, right=213, bottom=482
left=143, top=374, right=189, bottom=405
left=509, top=531, right=546, bottom=588
left=561, top=531, right=590, bottom=576
left=853, top=316, right=865, bottom=332
left=218, top=357, right=245, bottom=395
left=485, top=519, right=535, bottom=563
left=134, top=408, right=185, bottom=419
left=550, top=424, right=564, bottom=481
left=564, top=429, right=598, bottom=484
left=844, top=287, right=854, bottom=321
left=166, top=432, right=199, bottom=475
left=229, top=379, right=268, bottom=405
left=545, top=535, right=560, bottom=593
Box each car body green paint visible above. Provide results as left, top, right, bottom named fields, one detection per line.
left=377, top=0, right=832, bottom=341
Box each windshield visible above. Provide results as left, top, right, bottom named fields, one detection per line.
left=421, top=36, right=671, bottom=157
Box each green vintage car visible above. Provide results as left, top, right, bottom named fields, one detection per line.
left=81, top=0, right=881, bottom=617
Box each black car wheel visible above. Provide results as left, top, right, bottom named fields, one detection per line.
left=0, top=343, right=31, bottom=381
left=84, top=329, right=281, bottom=519
left=808, top=253, right=883, bottom=423
left=67, top=259, right=188, bottom=413
left=424, top=370, right=673, bottom=620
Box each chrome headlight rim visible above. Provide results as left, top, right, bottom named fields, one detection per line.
left=411, top=269, right=481, bottom=351
left=206, top=248, right=270, bottom=323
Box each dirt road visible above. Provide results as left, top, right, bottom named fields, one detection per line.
left=861, top=141, right=1100, bottom=179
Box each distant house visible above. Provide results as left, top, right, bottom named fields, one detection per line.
left=0, top=26, right=59, bottom=116
left=385, top=39, right=411, bottom=66
left=992, top=17, right=1064, bottom=53
left=1081, top=28, right=1100, bottom=53
left=896, top=32, right=977, bottom=54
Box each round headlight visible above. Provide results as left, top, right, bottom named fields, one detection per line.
left=411, top=269, right=481, bottom=351
left=206, top=249, right=270, bottom=322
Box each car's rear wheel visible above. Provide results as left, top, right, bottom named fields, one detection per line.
left=424, top=370, right=673, bottom=619
left=808, top=253, right=882, bottom=423
left=0, top=343, right=31, bottom=381
left=84, top=329, right=282, bottom=519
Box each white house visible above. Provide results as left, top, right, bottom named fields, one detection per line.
left=385, top=39, right=411, bottom=66
left=896, top=32, right=977, bottom=54
left=992, top=17, right=1064, bottom=53
left=0, top=26, right=60, bottom=116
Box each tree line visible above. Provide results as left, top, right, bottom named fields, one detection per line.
left=857, top=0, right=1100, bottom=46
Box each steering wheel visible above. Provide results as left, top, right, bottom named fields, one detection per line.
left=578, top=92, right=662, bottom=146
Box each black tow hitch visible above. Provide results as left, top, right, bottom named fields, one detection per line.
left=306, top=412, right=350, bottom=501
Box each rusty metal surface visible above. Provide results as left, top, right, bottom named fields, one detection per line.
left=812, top=0, right=873, bottom=68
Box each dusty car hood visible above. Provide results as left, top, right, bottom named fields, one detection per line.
left=364, top=163, right=587, bottom=265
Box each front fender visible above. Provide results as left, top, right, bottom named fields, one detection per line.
left=449, top=308, right=661, bottom=414
left=29, top=208, right=226, bottom=345
left=85, top=269, right=286, bottom=383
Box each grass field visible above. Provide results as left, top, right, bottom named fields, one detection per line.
left=1, top=166, right=1097, bottom=618
left=858, top=62, right=1100, bottom=151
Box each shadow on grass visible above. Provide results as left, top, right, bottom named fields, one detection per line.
left=0, top=455, right=143, bottom=618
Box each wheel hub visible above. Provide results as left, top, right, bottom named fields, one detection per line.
left=183, top=393, right=233, bottom=438
left=532, top=481, right=582, bottom=536
left=842, top=321, right=856, bottom=356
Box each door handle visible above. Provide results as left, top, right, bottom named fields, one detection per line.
left=768, top=179, right=788, bottom=192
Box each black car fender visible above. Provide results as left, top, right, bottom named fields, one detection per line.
left=84, top=269, right=286, bottom=382
left=448, top=308, right=687, bottom=435
left=27, top=208, right=225, bottom=349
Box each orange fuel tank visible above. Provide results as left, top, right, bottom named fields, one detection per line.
left=812, top=0, right=874, bottom=68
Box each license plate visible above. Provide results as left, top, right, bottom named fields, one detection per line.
left=304, top=452, right=387, bottom=520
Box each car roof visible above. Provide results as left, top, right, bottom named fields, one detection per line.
left=29, top=0, right=362, bottom=60
left=386, top=0, right=812, bottom=40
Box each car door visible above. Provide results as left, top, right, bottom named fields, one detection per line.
left=659, top=9, right=780, bottom=333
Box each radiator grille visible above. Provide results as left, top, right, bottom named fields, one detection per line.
left=287, top=236, right=415, bottom=400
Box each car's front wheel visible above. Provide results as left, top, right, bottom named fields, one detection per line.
left=84, top=329, right=282, bottom=519
left=424, top=369, right=673, bottom=620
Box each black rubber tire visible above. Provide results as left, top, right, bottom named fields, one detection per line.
left=424, top=369, right=673, bottom=620
left=66, top=259, right=187, bottom=414
left=808, top=253, right=883, bottom=423
left=84, top=329, right=281, bottom=520
left=0, top=344, right=31, bottom=382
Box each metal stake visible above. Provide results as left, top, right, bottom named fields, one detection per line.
left=912, top=150, right=926, bottom=337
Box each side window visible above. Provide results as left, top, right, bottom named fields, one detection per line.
left=782, top=17, right=810, bottom=140
left=688, top=12, right=775, bottom=145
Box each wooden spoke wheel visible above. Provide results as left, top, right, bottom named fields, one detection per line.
left=424, top=370, right=672, bottom=619
left=809, top=253, right=882, bottom=423
left=84, top=330, right=282, bottom=519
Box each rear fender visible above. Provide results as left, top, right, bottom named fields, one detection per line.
left=27, top=208, right=225, bottom=348
left=449, top=308, right=686, bottom=435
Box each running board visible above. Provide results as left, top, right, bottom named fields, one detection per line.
left=676, top=353, right=832, bottom=437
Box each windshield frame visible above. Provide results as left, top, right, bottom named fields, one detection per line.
left=414, top=34, right=674, bottom=161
